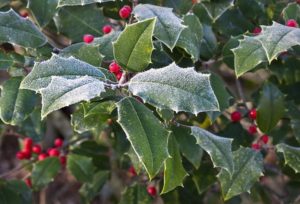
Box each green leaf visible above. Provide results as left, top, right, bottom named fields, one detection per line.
left=116, top=97, right=170, bottom=179
left=257, top=22, right=300, bottom=62
left=119, top=183, right=152, bottom=204
left=162, top=0, right=193, bottom=15
left=0, top=77, right=37, bottom=125
left=282, top=3, right=300, bottom=24
left=53, top=5, right=104, bottom=42
left=0, top=9, right=47, bottom=48
left=113, top=18, right=156, bottom=72
left=31, top=157, right=61, bottom=189
left=20, top=55, right=105, bottom=91
left=192, top=161, right=217, bottom=194
left=0, top=51, right=24, bottom=70
left=162, top=134, right=188, bottom=194
left=133, top=4, right=186, bottom=49
left=40, top=75, right=105, bottom=118
left=60, top=42, right=103, bottom=66
left=191, top=126, right=234, bottom=175
left=27, top=0, right=58, bottom=27
left=218, top=147, right=264, bottom=201
left=7, top=180, right=32, bottom=204
left=286, top=102, right=300, bottom=143
left=58, top=0, right=114, bottom=7
left=176, top=14, right=203, bottom=62
left=79, top=171, right=109, bottom=202
left=172, top=126, right=203, bottom=169
left=128, top=63, right=219, bottom=115
left=201, top=0, right=234, bottom=22
left=94, top=31, right=120, bottom=61
left=67, top=154, right=95, bottom=182
left=277, top=143, right=300, bottom=173
left=200, top=24, right=217, bottom=60
left=256, top=82, right=285, bottom=133
left=222, top=35, right=243, bottom=69
left=0, top=183, right=22, bottom=204
left=232, top=36, right=267, bottom=77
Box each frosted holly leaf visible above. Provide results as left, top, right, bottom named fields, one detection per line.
left=232, top=36, right=268, bottom=77
left=40, top=76, right=105, bottom=118
left=277, top=143, right=300, bottom=173
left=113, top=18, right=156, bottom=72
left=201, top=0, right=234, bottom=22
left=128, top=63, right=219, bottom=115
left=58, top=0, right=114, bottom=7
left=161, top=134, right=188, bottom=194
left=257, top=22, right=300, bottom=62
left=191, top=126, right=234, bottom=176
left=218, top=147, right=263, bottom=201
left=117, top=97, right=170, bottom=179
left=20, top=55, right=105, bottom=92
left=0, top=9, right=47, bottom=48
left=133, top=4, right=186, bottom=50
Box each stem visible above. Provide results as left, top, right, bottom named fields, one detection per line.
left=235, top=79, right=245, bottom=102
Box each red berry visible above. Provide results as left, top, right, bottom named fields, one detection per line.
left=286, top=19, right=298, bottom=27
left=252, top=27, right=262, bottom=35
left=147, top=186, right=157, bottom=196
left=109, top=61, right=121, bottom=74
left=48, top=148, right=60, bottom=157
left=119, top=6, right=132, bottom=19
left=249, top=109, right=257, bottom=120
left=251, top=143, right=261, bottom=151
left=83, top=34, right=94, bottom=43
left=21, top=149, right=32, bottom=159
left=107, top=118, right=113, bottom=125
left=231, top=111, right=241, bottom=122
left=116, top=72, right=123, bottom=80
left=54, top=138, right=64, bottom=148
left=38, top=153, right=48, bottom=161
left=16, top=151, right=26, bottom=160
left=24, top=178, right=32, bottom=188
left=128, top=166, right=137, bottom=176
left=248, top=125, right=257, bottom=134
left=20, top=10, right=28, bottom=18
left=102, top=25, right=112, bottom=34
left=261, top=135, right=269, bottom=144
left=32, top=144, right=42, bottom=154
left=23, top=138, right=33, bottom=152
left=59, top=155, right=67, bottom=166
left=298, top=0, right=300, bottom=4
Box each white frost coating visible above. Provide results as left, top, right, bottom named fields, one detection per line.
left=257, top=22, right=300, bottom=62
left=58, top=0, right=114, bottom=7
left=202, top=0, right=234, bottom=22
left=0, top=9, right=47, bottom=48
left=40, top=76, right=105, bottom=118
left=133, top=4, right=186, bottom=49
left=128, top=63, right=220, bottom=115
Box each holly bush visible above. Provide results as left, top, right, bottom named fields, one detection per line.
left=0, top=0, right=300, bottom=203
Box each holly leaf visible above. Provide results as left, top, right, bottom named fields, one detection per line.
left=162, top=134, right=188, bottom=194
left=282, top=3, right=300, bottom=25
left=286, top=102, right=300, bottom=143
left=27, top=0, right=58, bottom=27
left=200, top=24, right=218, bottom=60
left=133, top=4, right=186, bottom=49
left=54, top=5, right=105, bottom=42
left=113, top=18, right=156, bottom=72
left=116, top=97, right=170, bottom=179
left=0, top=77, right=37, bottom=125
left=232, top=36, right=268, bottom=77
left=128, top=63, right=219, bottom=115
left=172, top=126, right=203, bottom=169
left=58, top=0, right=115, bottom=7
left=94, top=31, right=120, bottom=61
left=201, top=0, right=234, bottom=22
left=67, top=154, right=95, bottom=182
left=277, top=143, right=300, bottom=173
left=0, top=9, right=47, bottom=48
left=0, top=51, right=24, bottom=70
left=20, top=55, right=105, bottom=91
left=176, top=14, right=203, bottom=62
left=256, top=82, right=285, bottom=133
left=218, top=147, right=264, bottom=201
left=191, top=126, right=234, bottom=176
left=31, top=157, right=61, bottom=189
left=119, top=183, right=152, bottom=204
left=60, top=42, right=103, bottom=66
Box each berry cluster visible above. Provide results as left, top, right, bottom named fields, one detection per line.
left=109, top=61, right=123, bottom=80
left=16, top=138, right=67, bottom=166
left=230, top=108, right=270, bottom=150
